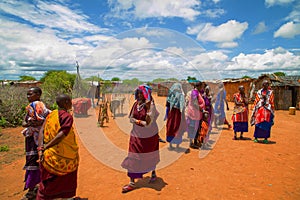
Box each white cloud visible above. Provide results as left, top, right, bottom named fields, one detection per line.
left=265, top=0, right=295, bottom=7
left=274, top=21, right=300, bottom=38
left=253, top=21, right=268, bottom=34
left=188, top=20, right=248, bottom=48
left=217, top=42, right=238, bottom=48
left=109, top=0, right=201, bottom=21
left=0, top=0, right=101, bottom=33
left=207, top=51, right=228, bottom=61
left=0, top=18, right=89, bottom=80
left=203, top=9, right=225, bottom=18
left=226, top=47, right=300, bottom=73
left=285, top=3, right=300, bottom=23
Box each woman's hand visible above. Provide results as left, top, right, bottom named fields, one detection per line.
left=37, top=151, right=43, bottom=163
left=130, top=117, right=136, bottom=123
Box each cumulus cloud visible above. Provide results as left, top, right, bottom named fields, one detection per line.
left=0, top=19, right=81, bottom=79
left=274, top=21, right=300, bottom=38
left=253, top=21, right=268, bottom=34
left=226, top=47, right=300, bottom=74
left=108, top=0, right=201, bottom=21
left=187, top=20, right=248, bottom=48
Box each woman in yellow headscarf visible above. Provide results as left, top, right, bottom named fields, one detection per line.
left=37, top=94, right=79, bottom=200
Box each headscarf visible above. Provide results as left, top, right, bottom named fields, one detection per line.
left=167, top=83, right=185, bottom=112
left=134, top=84, right=152, bottom=102
left=191, top=89, right=199, bottom=101
left=191, top=89, right=200, bottom=108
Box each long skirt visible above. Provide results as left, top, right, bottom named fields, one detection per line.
left=37, top=164, right=77, bottom=200
left=186, top=118, right=200, bottom=139
left=254, top=114, right=274, bottom=139
left=121, top=134, right=160, bottom=179
left=166, top=108, right=186, bottom=144
left=24, top=135, right=40, bottom=190
left=254, top=126, right=271, bottom=138
left=233, top=122, right=248, bottom=132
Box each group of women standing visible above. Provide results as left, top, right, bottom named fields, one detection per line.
left=122, top=80, right=275, bottom=193
left=232, top=80, right=275, bottom=144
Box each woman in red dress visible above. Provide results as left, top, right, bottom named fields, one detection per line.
left=121, top=85, right=160, bottom=193
left=251, top=80, right=275, bottom=144
left=232, top=85, right=249, bottom=140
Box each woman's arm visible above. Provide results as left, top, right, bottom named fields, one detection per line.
left=44, top=131, right=66, bottom=150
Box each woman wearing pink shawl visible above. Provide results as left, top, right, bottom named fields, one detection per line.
left=185, top=83, right=205, bottom=148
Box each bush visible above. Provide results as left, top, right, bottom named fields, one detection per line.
left=0, top=86, right=28, bottom=127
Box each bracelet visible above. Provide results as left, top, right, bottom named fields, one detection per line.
left=136, top=120, right=141, bottom=125
left=37, top=146, right=44, bottom=151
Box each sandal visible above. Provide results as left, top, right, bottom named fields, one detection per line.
left=21, top=190, right=36, bottom=200
left=149, top=175, right=157, bottom=183
left=122, top=184, right=135, bottom=193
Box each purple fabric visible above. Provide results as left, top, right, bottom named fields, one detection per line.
left=254, top=126, right=271, bottom=138
left=191, top=89, right=199, bottom=100
left=24, top=170, right=40, bottom=190
left=186, top=117, right=200, bottom=139
left=233, top=122, right=248, bottom=132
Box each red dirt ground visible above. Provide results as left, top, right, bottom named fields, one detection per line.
left=0, top=96, right=300, bottom=200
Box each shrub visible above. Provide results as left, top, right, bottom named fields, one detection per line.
left=0, top=86, right=28, bottom=127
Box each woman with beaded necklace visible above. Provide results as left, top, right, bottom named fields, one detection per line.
left=121, top=85, right=160, bottom=193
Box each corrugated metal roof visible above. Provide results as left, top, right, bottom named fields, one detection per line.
left=257, top=74, right=300, bottom=87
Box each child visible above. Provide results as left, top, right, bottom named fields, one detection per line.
left=21, top=87, right=50, bottom=200
left=198, top=111, right=210, bottom=148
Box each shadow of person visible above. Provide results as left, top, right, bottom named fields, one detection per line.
left=134, top=177, right=168, bottom=191
left=256, top=140, right=276, bottom=145
left=233, top=137, right=252, bottom=141
left=73, top=197, right=89, bottom=200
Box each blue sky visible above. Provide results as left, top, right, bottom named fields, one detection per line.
left=0, top=0, right=299, bottom=81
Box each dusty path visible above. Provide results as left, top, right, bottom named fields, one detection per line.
left=0, top=96, right=300, bottom=200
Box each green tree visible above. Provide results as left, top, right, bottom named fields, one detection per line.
left=187, top=76, right=197, bottom=81
left=41, top=71, right=77, bottom=107
left=111, top=77, right=120, bottom=81
left=274, top=72, right=286, bottom=76
left=19, top=75, right=36, bottom=81
left=123, top=78, right=140, bottom=86
left=152, top=78, right=166, bottom=83
left=242, top=75, right=251, bottom=79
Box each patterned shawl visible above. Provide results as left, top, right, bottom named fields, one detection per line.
left=167, top=83, right=185, bottom=112
left=42, top=110, right=79, bottom=176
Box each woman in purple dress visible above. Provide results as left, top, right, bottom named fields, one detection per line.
left=202, top=86, right=213, bottom=129
left=121, top=85, right=160, bottom=193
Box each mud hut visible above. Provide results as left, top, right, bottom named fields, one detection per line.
left=250, top=74, right=300, bottom=110
left=222, top=78, right=254, bottom=102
